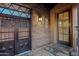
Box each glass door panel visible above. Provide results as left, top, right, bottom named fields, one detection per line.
left=58, top=11, right=70, bottom=45
left=64, top=35, right=69, bottom=42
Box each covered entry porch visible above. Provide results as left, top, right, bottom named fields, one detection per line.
left=0, top=3, right=78, bottom=56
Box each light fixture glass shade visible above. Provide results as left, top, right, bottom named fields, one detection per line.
left=37, top=17, right=42, bottom=25
left=39, top=17, right=42, bottom=21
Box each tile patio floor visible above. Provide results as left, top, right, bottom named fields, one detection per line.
left=16, top=43, right=77, bottom=56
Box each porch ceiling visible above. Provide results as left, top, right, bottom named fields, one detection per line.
left=38, top=3, right=57, bottom=10
left=22, top=3, right=56, bottom=11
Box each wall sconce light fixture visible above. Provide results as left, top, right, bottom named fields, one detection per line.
left=37, top=16, right=42, bottom=25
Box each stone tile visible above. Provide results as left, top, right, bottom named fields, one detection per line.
left=16, top=43, right=76, bottom=56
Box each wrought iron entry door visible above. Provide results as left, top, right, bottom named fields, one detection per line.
left=14, top=18, right=31, bottom=54
left=0, top=16, right=31, bottom=56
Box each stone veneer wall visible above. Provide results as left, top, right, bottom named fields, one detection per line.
left=22, top=4, right=51, bottom=50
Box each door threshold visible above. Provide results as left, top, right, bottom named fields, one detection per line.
left=15, top=50, right=31, bottom=56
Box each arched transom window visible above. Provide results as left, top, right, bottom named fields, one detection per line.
left=0, top=3, right=31, bottom=18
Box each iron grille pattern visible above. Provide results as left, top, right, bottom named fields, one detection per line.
left=0, top=3, right=31, bottom=18
left=0, top=4, right=31, bottom=55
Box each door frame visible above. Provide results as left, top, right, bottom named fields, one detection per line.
left=57, top=9, right=73, bottom=47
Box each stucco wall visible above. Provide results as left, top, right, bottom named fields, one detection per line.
left=50, top=3, right=78, bottom=48
left=72, top=5, right=78, bottom=48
